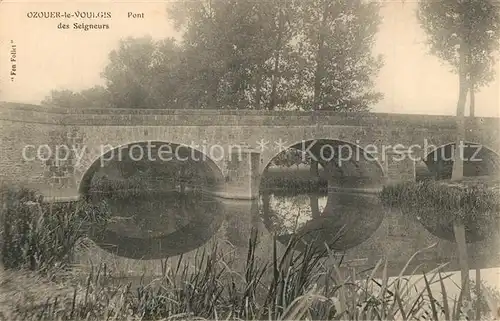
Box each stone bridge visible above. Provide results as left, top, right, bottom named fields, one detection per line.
left=1, top=102, right=499, bottom=200
left=1, top=102, right=500, bottom=273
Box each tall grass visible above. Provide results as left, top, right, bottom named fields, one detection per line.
left=3, top=230, right=499, bottom=320
left=2, top=186, right=500, bottom=320
left=0, top=186, right=109, bottom=273
left=89, top=176, right=173, bottom=198
left=380, top=180, right=500, bottom=219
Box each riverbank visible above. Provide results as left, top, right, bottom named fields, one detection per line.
left=2, top=237, right=499, bottom=321
left=2, top=181, right=500, bottom=320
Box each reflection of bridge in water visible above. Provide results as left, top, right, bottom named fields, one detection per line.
left=88, top=182, right=500, bottom=277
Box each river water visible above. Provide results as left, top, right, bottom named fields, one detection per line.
left=79, top=162, right=500, bottom=298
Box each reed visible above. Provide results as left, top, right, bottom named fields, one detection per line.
left=2, top=233, right=499, bottom=320
left=1, top=186, right=499, bottom=320
left=0, top=186, right=109, bottom=273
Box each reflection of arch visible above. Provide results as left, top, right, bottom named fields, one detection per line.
left=262, top=139, right=386, bottom=189
left=424, top=142, right=500, bottom=180
left=78, top=141, right=225, bottom=196
left=89, top=193, right=224, bottom=260
left=417, top=214, right=494, bottom=244
left=317, top=192, right=384, bottom=250
left=260, top=191, right=384, bottom=253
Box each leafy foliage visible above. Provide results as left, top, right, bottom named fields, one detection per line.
left=271, top=148, right=312, bottom=168
left=103, top=36, right=184, bottom=109
left=41, top=86, right=112, bottom=109
left=42, top=0, right=383, bottom=111
left=417, top=0, right=500, bottom=93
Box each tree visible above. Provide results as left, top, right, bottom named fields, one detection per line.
left=169, top=0, right=286, bottom=109
left=102, top=36, right=184, bottom=109
left=41, top=89, right=81, bottom=108
left=43, top=0, right=384, bottom=113
left=417, top=0, right=500, bottom=300
left=261, top=0, right=304, bottom=110
left=466, top=18, right=500, bottom=116
left=168, top=0, right=383, bottom=111
left=300, top=0, right=384, bottom=112
left=41, top=86, right=112, bottom=109
left=42, top=37, right=185, bottom=109
left=168, top=1, right=226, bottom=109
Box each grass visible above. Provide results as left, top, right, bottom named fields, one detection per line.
left=0, top=186, right=109, bottom=273
left=3, top=238, right=500, bottom=321
left=379, top=179, right=500, bottom=242
left=88, top=170, right=218, bottom=199
left=1, top=185, right=500, bottom=320
left=88, top=176, right=182, bottom=198
left=380, top=179, right=500, bottom=217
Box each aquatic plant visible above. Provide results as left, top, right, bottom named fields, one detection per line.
left=0, top=186, right=109, bottom=273
left=2, top=231, right=499, bottom=320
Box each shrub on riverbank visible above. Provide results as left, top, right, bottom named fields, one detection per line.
left=88, top=175, right=207, bottom=199
left=0, top=186, right=109, bottom=273
left=89, top=176, right=162, bottom=198
left=379, top=179, right=500, bottom=242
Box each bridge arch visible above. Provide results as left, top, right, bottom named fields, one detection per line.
left=77, top=140, right=225, bottom=197
left=422, top=141, right=500, bottom=180
left=259, top=138, right=386, bottom=253
left=261, top=138, right=386, bottom=188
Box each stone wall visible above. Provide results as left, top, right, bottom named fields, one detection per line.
left=1, top=102, right=499, bottom=198
left=0, top=120, right=52, bottom=188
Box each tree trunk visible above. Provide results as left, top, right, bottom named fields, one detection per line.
left=476, top=267, right=481, bottom=320
left=467, top=41, right=475, bottom=118
left=269, top=9, right=284, bottom=111
left=310, top=159, right=319, bottom=179
left=312, top=1, right=330, bottom=111
left=179, top=165, right=186, bottom=194
left=255, top=69, right=263, bottom=110
left=261, top=191, right=272, bottom=226
left=469, top=77, right=475, bottom=117
left=451, top=39, right=470, bottom=303
left=208, top=78, right=219, bottom=109
left=269, top=50, right=281, bottom=110
left=451, top=43, right=467, bottom=182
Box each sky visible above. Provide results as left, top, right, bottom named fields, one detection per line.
left=0, top=0, right=499, bottom=117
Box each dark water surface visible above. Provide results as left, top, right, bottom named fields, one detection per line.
left=89, top=191, right=225, bottom=259
left=88, top=185, right=385, bottom=264
left=83, top=156, right=500, bottom=280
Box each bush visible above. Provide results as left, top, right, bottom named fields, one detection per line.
left=0, top=186, right=109, bottom=272
left=379, top=180, right=500, bottom=242
left=88, top=174, right=207, bottom=199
